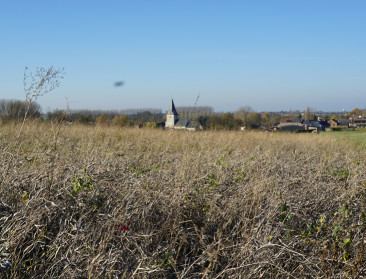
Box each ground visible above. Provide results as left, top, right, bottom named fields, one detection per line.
left=1, top=122, right=366, bottom=278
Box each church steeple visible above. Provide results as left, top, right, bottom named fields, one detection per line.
left=168, top=99, right=178, bottom=115
left=165, top=99, right=179, bottom=128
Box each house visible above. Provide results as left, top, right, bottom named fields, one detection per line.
left=165, top=99, right=200, bottom=131
left=350, top=116, right=366, bottom=128
left=275, top=119, right=329, bottom=132
left=338, top=119, right=351, bottom=128
left=328, top=119, right=350, bottom=129
left=328, top=119, right=338, bottom=128
left=187, top=122, right=201, bottom=131
left=309, top=120, right=330, bottom=131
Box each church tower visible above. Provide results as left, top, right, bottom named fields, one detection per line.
left=165, top=99, right=179, bottom=128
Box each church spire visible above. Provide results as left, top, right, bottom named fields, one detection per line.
left=169, top=99, right=178, bottom=115
left=165, top=98, right=179, bottom=128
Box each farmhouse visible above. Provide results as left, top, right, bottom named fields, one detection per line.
left=165, top=99, right=200, bottom=131
left=328, top=119, right=351, bottom=129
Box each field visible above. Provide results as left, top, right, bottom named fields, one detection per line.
left=322, top=130, right=366, bottom=149
left=1, top=122, right=366, bottom=278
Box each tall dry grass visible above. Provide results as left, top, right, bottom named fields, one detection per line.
left=1, top=122, right=366, bottom=278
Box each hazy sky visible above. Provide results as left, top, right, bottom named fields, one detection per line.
left=1, top=1, right=366, bottom=112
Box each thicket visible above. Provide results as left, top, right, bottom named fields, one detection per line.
left=1, top=123, right=366, bottom=278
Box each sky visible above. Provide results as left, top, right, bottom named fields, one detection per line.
left=1, top=0, right=366, bottom=113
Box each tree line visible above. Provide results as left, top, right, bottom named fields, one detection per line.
left=1, top=98, right=364, bottom=130
left=0, top=99, right=41, bottom=121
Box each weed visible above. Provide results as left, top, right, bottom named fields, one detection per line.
left=332, top=169, right=350, bottom=179
left=207, top=173, right=218, bottom=189
left=1, top=123, right=366, bottom=278
left=70, top=168, right=94, bottom=196
left=129, top=163, right=160, bottom=176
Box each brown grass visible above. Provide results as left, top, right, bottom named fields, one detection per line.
left=1, top=122, right=366, bottom=278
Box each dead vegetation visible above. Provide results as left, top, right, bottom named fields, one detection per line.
left=1, top=122, right=366, bottom=278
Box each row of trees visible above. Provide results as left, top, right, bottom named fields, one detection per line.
left=0, top=100, right=270, bottom=129
left=1, top=98, right=365, bottom=130
left=0, top=99, right=41, bottom=120
left=46, top=109, right=165, bottom=125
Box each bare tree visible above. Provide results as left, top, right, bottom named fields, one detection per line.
left=234, top=106, right=253, bottom=126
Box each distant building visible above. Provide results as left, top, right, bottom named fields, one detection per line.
left=308, top=120, right=330, bottom=131
left=338, top=119, right=351, bottom=128
left=328, top=119, right=338, bottom=128
left=165, top=99, right=179, bottom=128
left=328, top=119, right=351, bottom=129
left=165, top=99, right=201, bottom=131
left=275, top=119, right=330, bottom=132
left=350, top=116, right=366, bottom=128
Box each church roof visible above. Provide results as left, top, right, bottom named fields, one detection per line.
left=175, top=119, right=189, bottom=127
left=168, top=99, right=178, bottom=115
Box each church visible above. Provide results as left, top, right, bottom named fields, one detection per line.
left=165, top=99, right=200, bottom=131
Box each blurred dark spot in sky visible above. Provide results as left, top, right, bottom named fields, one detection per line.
left=114, top=81, right=124, bottom=87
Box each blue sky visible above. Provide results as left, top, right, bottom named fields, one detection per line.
left=1, top=1, right=366, bottom=112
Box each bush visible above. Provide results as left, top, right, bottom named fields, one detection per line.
left=96, top=114, right=108, bottom=126
left=112, top=114, right=130, bottom=127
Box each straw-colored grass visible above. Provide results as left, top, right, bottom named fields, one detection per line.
left=1, top=122, right=366, bottom=278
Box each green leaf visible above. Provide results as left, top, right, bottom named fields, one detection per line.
left=281, top=203, right=287, bottom=212
left=343, top=238, right=352, bottom=248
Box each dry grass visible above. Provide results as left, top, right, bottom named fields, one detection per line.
left=1, top=122, right=366, bottom=278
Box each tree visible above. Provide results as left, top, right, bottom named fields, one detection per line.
left=207, top=114, right=223, bottom=129
left=0, top=99, right=41, bottom=121
left=330, top=114, right=338, bottom=121
left=145, top=122, right=157, bottom=128
left=96, top=114, right=108, bottom=125
left=233, top=118, right=244, bottom=129
left=261, top=112, right=272, bottom=129
left=222, top=113, right=234, bottom=129
left=139, top=111, right=153, bottom=122
left=304, top=106, right=315, bottom=121
left=112, top=115, right=130, bottom=127
left=346, top=108, right=362, bottom=118
left=197, top=115, right=209, bottom=128
left=79, top=114, right=93, bottom=124
left=234, top=106, right=253, bottom=126
left=47, top=109, right=68, bottom=122
left=246, top=112, right=262, bottom=129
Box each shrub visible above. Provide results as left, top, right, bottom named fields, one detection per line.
left=96, top=114, right=108, bottom=126
left=112, top=114, right=130, bottom=127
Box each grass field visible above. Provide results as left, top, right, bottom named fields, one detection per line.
left=323, top=130, right=366, bottom=149
left=1, top=122, right=366, bottom=278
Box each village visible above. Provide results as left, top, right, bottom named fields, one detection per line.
left=164, top=99, right=366, bottom=132
left=1, top=98, right=365, bottom=133
left=274, top=116, right=366, bottom=132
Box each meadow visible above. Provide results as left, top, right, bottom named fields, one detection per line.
left=322, top=130, right=366, bottom=149
left=1, top=122, right=366, bottom=278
